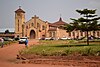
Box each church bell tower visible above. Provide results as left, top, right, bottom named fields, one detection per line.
left=15, top=6, right=25, bottom=37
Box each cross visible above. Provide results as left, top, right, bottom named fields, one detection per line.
left=19, top=6, right=21, bottom=9
left=60, top=14, right=62, bottom=18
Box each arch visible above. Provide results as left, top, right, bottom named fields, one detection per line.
left=30, top=30, right=36, bottom=39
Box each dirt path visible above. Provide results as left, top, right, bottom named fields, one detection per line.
left=0, top=40, right=70, bottom=67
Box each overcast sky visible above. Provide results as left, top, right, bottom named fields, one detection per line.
left=0, top=0, right=100, bottom=29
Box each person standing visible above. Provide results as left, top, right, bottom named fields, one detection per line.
left=25, top=38, right=28, bottom=48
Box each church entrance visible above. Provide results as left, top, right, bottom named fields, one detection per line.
left=30, top=30, right=36, bottom=39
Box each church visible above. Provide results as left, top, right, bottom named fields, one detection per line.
left=15, top=7, right=100, bottom=39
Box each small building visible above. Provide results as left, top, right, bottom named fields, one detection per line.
left=0, top=28, right=15, bottom=38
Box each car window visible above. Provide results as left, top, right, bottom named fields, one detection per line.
left=20, top=38, right=27, bottom=39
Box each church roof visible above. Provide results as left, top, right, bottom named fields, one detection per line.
left=15, top=6, right=25, bottom=13
left=54, top=17, right=66, bottom=25
left=48, top=17, right=68, bottom=31
left=50, top=17, right=67, bottom=27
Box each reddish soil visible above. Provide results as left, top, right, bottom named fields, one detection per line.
left=19, top=54, right=100, bottom=67
left=0, top=40, right=68, bottom=67
left=0, top=40, right=100, bottom=67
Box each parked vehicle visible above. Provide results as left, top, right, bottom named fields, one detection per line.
left=19, top=37, right=27, bottom=44
left=14, top=37, right=20, bottom=41
left=39, top=37, right=45, bottom=40
left=60, top=37, right=67, bottom=40
left=45, top=37, right=51, bottom=40
left=39, top=37, right=56, bottom=40
left=60, top=37, right=71, bottom=40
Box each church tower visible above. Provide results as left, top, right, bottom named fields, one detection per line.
left=15, top=6, right=25, bottom=37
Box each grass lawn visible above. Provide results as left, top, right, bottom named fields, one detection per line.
left=0, top=41, right=16, bottom=47
left=20, top=40, right=100, bottom=56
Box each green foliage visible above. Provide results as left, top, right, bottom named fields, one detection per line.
left=64, top=24, right=74, bottom=32
left=69, top=9, right=100, bottom=31
left=0, top=41, right=9, bottom=46
left=76, top=9, right=96, bottom=15
left=5, top=29, right=10, bottom=34
left=64, top=9, right=100, bottom=45
left=0, top=41, right=16, bottom=47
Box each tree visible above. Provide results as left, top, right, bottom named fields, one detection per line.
left=5, top=29, right=10, bottom=34
left=65, top=9, right=100, bottom=45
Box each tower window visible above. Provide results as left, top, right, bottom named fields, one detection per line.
left=18, top=22, right=19, bottom=31
left=18, top=20, right=19, bottom=22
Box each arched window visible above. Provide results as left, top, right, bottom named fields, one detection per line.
left=42, top=25, right=45, bottom=30
left=26, top=26, right=28, bottom=29
left=49, top=32, right=52, bottom=37
left=80, top=31, right=83, bottom=36
left=53, top=32, right=55, bottom=37
left=32, top=23, right=34, bottom=26
left=85, top=32, right=87, bottom=36
left=69, top=32, right=71, bottom=37
left=72, top=32, right=75, bottom=36
left=93, top=31, right=95, bottom=37
left=37, top=23, right=40, bottom=28
left=97, top=31, right=100, bottom=37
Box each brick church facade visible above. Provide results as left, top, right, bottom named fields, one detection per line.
left=15, top=7, right=100, bottom=39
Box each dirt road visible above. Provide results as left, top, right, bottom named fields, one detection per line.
left=0, top=40, right=70, bottom=67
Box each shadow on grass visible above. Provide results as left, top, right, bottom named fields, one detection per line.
left=50, top=44, right=100, bottom=47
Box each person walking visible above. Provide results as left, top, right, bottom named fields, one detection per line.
left=25, top=38, right=28, bottom=48
left=0, top=38, right=4, bottom=48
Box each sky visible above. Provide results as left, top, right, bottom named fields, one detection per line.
left=0, top=0, right=100, bottom=30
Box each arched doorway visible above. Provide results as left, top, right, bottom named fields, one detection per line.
left=30, top=30, right=36, bottom=39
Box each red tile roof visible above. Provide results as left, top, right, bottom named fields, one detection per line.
left=50, top=17, right=67, bottom=27
left=48, top=17, right=68, bottom=31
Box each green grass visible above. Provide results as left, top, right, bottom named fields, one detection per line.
left=20, top=40, right=100, bottom=56
left=0, top=41, right=17, bottom=47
